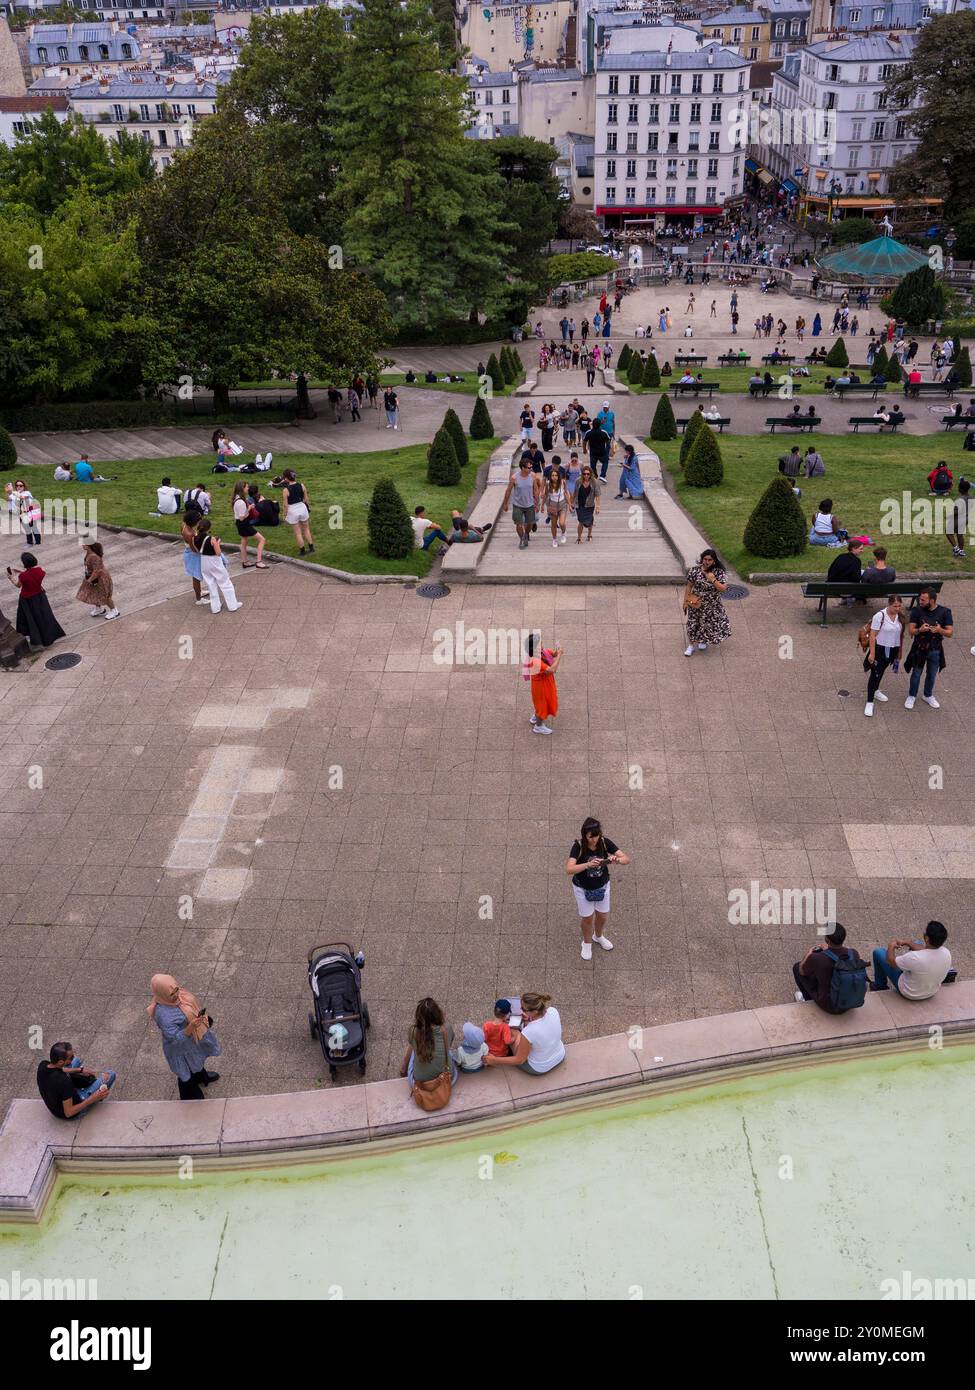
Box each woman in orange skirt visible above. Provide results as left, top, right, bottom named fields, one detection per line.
left=523, top=632, right=562, bottom=736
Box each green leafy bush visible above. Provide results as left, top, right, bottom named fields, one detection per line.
left=442, top=407, right=469, bottom=467
left=679, top=408, right=705, bottom=467
left=0, top=426, right=17, bottom=471
left=367, top=477, right=414, bottom=559
left=825, top=338, right=849, bottom=368
left=426, top=426, right=461, bottom=486
left=683, top=424, right=724, bottom=487
left=545, top=252, right=616, bottom=286
left=743, top=475, right=808, bottom=557
left=649, top=393, right=677, bottom=441
left=469, top=395, right=494, bottom=439
left=881, top=265, right=948, bottom=327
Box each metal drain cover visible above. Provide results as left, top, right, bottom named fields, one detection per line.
left=837, top=690, right=851, bottom=698
left=416, top=582, right=451, bottom=599
left=45, top=653, right=82, bottom=671
left=723, top=584, right=750, bottom=600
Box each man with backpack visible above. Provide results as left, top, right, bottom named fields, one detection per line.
left=793, top=924, right=866, bottom=1013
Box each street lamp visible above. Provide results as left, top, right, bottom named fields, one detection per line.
left=826, top=178, right=842, bottom=225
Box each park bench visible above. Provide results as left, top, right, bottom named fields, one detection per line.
left=677, top=416, right=730, bottom=434
left=942, top=415, right=975, bottom=430
left=762, top=353, right=795, bottom=365
left=766, top=416, right=820, bottom=433
left=849, top=415, right=904, bottom=433
left=831, top=382, right=886, bottom=400
left=674, top=354, right=708, bottom=366
left=750, top=381, right=803, bottom=398
left=804, top=353, right=830, bottom=365
left=904, top=381, right=957, bottom=398
left=669, top=382, right=720, bottom=397
left=801, top=580, right=942, bottom=629
left=717, top=354, right=750, bottom=366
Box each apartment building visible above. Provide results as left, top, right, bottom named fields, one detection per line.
left=66, top=71, right=227, bottom=171
left=467, top=66, right=520, bottom=139
left=593, top=23, right=751, bottom=229
left=706, top=7, right=771, bottom=62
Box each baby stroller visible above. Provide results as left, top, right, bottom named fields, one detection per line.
left=307, top=942, right=370, bottom=1080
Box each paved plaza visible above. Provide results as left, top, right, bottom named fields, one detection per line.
left=1, top=559, right=973, bottom=1118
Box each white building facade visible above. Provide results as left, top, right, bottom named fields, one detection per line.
left=66, top=72, right=226, bottom=171
left=756, top=34, right=921, bottom=215
left=593, top=24, right=751, bottom=229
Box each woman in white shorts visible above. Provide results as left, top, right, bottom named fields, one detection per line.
left=566, top=816, right=630, bottom=962
left=544, top=465, right=569, bottom=546
left=280, top=468, right=314, bottom=555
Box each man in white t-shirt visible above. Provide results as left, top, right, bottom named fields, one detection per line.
left=155, top=477, right=182, bottom=516
left=410, top=505, right=449, bottom=552
left=870, top=921, right=952, bottom=1000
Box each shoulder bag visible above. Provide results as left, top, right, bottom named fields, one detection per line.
left=410, top=1027, right=452, bottom=1112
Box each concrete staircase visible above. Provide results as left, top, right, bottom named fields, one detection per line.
left=0, top=523, right=233, bottom=648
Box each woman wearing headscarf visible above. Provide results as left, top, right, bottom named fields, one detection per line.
left=147, top=973, right=221, bottom=1100
left=75, top=542, right=119, bottom=621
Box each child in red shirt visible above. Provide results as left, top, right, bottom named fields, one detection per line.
left=482, top=998, right=516, bottom=1058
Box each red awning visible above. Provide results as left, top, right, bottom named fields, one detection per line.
left=596, top=206, right=723, bottom=216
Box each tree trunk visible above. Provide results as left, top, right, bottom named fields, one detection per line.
left=212, top=382, right=231, bottom=414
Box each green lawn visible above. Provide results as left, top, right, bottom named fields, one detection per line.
left=237, top=372, right=523, bottom=398
left=381, top=371, right=524, bottom=397
left=629, top=363, right=903, bottom=396
left=50, top=442, right=497, bottom=576
left=654, top=431, right=975, bottom=577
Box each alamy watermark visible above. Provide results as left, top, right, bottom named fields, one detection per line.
left=432, top=622, right=540, bottom=666
left=727, top=880, right=836, bottom=928
left=2, top=499, right=97, bottom=538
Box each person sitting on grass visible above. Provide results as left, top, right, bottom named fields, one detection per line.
left=928, top=461, right=953, bottom=497
left=53, top=462, right=71, bottom=483
left=809, top=498, right=847, bottom=549
left=411, top=505, right=450, bottom=553
left=424, top=370, right=437, bottom=383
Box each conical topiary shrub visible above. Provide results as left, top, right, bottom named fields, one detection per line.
left=513, top=347, right=524, bottom=374
left=367, top=477, right=414, bottom=559
left=643, top=354, right=660, bottom=389
left=469, top=395, right=494, bottom=439
left=627, top=354, right=645, bottom=386
left=0, top=425, right=16, bottom=471
left=649, top=392, right=677, bottom=441
left=499, top=347, right=515, bottom=385
left=442, top=406, right=469, bottom=467
left=486, top=352, right=504, bottom=394
left=955, top=345, right=972, bottom=387
left=427, top=426, right=461, bottom=486
left=743, top=475, right=808, bottom=558
left=885, top=353, right=902, bottom=384
left=679, top=408, right=705, bottom=467
left=871, top=345, right=888, bottom=375
left=825, top=337, right=849, bottom=368
left=683, top=423, right=723, bottom=487
left=617, top=343, right=632, bottom=373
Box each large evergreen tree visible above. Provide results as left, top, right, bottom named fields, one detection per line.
left=485, top=136, right=561, bottom=320
left=886, top=13, right=975, bottom=228
left=220, top=10, right=348, bottom=241
left=331, top=0, right=512, bottom=332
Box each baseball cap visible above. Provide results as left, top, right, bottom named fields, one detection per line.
left=494, top=998, right=512, bottom=1014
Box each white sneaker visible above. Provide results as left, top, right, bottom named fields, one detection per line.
left=552, top=539, right=558, bottom=548
left=195, top=597, right=209, bottom=605
left=89, top=606, right=104, bottom=617
left=560, top=534, right=567, bottom=544
left=794, top=990, right=807, bottom=1003
left=581, top=942, right=593, bottom=961
left=904, top=695, right=916, bottom=709
left=532, top=723, right=553, bottom=735
left=698, top=642, right=707, bottom=650
left=923, top=695, right=940, bottom=709
left=529, top=713, right=538, bottom=725
left=874, top=691, right=888, bottom=702
left=864, top=701, right=874, bottom=717
left=684, top=644, right=694, bottom=657
left=103, top=609, right=120, bottom=620
left=593, top=934, right=614, bottom=950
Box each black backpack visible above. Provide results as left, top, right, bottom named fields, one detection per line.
left=824, top=950, right=867, bottom=1012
